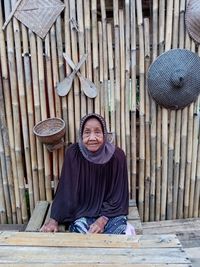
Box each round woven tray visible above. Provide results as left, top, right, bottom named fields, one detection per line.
left=33, top=118, right=66, bottom=145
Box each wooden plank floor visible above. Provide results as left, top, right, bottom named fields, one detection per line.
left=0, top=231, right=191, bottom=266
left=142, top=218, right=200, bottom=267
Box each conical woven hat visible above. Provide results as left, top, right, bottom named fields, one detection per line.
left=147, top=49, right=200, bottom=110
left=185, top=0, right=200, bottom=43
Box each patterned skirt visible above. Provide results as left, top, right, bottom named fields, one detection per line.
left=69, top=216, right=127, bottom=234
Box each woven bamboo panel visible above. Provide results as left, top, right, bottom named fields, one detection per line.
left=14, top=0, right=65, bottom=38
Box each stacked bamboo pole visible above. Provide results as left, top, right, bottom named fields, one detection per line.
left=136, top=0, right=145, bottom=221
left=113, top=0, right=121, bottom=147
left=92, top=0, right=100, bottom=114
left=100, top=0, right=109, bottom=129
left=70, top=0, right=81, bottom=137
left=55, top=15, right=65, bottom=176
left=107, top=23, right=115, bottom=135
left=22, top=25, right=39, bottom=206
left=0, top=69, right=10, bottom=224
left=29, top=29, right=45, bottom=201
left=151, top=0, right=158, bottom=222
left=77, top=0, right=87, bottom=117
left=125, top=0, right=131, bottom=192
left=130, top=0, right=137, bottom=200
left=98, top=21, right=104, bottom=117
left=0, top=1, right=14, bottom=224
left=119, top=9, right=126, bottom=152
left=84, top=0, right=93, bottom=114
left=144, top=18, right=150, bottom=222
left=4, top=0, right=25, bottom=223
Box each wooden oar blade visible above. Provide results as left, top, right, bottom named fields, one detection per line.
left=81, top=77, right=98, bottom=98
left=56, top=77, right=72, bottom=96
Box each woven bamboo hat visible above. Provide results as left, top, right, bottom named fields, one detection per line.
left=147, top=48, right=200, bottom=110
left=185, top=0, right=200, bottom=43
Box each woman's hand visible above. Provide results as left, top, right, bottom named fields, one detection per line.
left=88, top=216, right=108, bottom=234
left=40, top=218, right=58, bottom=232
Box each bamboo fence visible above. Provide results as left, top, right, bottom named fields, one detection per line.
left=0, top=0, right=199, bottom=224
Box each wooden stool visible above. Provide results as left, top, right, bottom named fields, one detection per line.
left=25, top=200, right=143, bottom=234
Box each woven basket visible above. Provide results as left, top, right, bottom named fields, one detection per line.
left=33, top=118, right=66, bottom=145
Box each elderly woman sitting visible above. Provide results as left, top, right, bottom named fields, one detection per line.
left=41, top=113, right=129, bottom=234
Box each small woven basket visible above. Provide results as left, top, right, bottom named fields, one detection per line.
left=33, top=118, right=66, bottom=145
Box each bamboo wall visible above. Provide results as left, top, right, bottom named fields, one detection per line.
left=0, top=0, right=199, bottom=224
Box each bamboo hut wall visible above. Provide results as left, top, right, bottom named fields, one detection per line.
left=0, top=0, right=200, bottom=223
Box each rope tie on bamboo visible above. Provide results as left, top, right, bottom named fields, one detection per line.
left=69, top=18, right=80, bottom=32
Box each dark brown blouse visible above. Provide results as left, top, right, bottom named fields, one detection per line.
left=51, top=143, right=129, bottom=223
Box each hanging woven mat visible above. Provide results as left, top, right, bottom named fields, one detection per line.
left=3, top=0, right=65, bottom=39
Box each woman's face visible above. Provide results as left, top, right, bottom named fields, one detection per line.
left=82, top=118, right=104, bottom=152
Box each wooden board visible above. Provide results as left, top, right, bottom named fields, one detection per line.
left=25, top=200, right=143, bottom=234
left=142, top=218, right=200, bottom=247
left=0, top=232, right=191, bottom=266
left=25, top=201, right=49, bottom=232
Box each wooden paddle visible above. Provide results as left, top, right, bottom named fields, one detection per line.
left=56, top=54, right=87, bottom=97
left=63, top=53, right=98, bottom=98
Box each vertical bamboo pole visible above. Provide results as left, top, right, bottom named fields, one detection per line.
left=158, top=0, right=165, bottom=53
left=50, top=24, right=62, bottom=193
left=119, top=9, right=126, bottom=152
left=189, top=102, right=199, bottom=217
left=156, top=0, right=165, bottom=221
left=45, top=34, right=55, bottom=119
left=178, top=0, right=189, bottom=219
left=55, top=16, right=65, bottom=176
left=64, top=0, right=74, bottom=143
left=107, top=24, right=116, bottom=136
left=162, top=0, right=173, bottom=220
left=184, top=103, right=193, bottom=218
left=21, top=25, right=39, bottom=206
left=37, top=36, right=52, bottom=202
left=172, top=0, right=181, bottom=220
left=136, top=0, right=145, bottom=221
left=84, top=0, right=93, bottom=113
left=144, top=18, right=151, bottom=222
left=77, top=0, right=87, bottom=116
left=44, top=33, right=58, bottom=193
left=0, top=158, right=6, bottom=223
left=92, top=0, right=100, bottom=114
left=98, top=21, right=104, bottom=117
left=194, top=105, right=200, bottom=217
left=173, top=0, right=186, bottom=219
left=125, top=0, right=131, bottom=192
left=113, top=0, right=121, bottom=147
left=5, top=0, right=28, bottom=223
left=156, top=0, right=167, bottom=220
left=167, top=110, right=175, bottom=220
left=13, top=14, right=32, bottom=220
left=152, top=0, right=159, bottom=221
left=178, top=106, right=187, bottom=219
left=130, top=0, right=137, bottom=200
left=0, top=129, right=10, bottom=223
left=173, top=109, right=181, bottom=219
left=0, top=74, right=12, bottom=223
left=167, top=0, right=180, bottom=220
left=0, top=0, right=16, bottom=223
left=55, top=16, right=65, bottom=186
left=193, top=47, right=200, bottom=217
left=29, top=30, right=45, bottom=200
left=100, top=0, right=109, bottom=129
left=70, top=0, right=80, bottom=139
left=184, top=39, right=196, bottom=218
